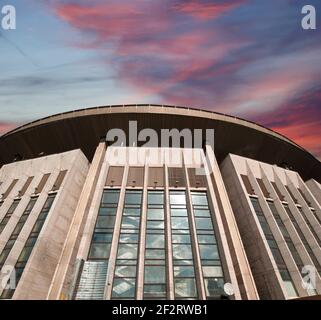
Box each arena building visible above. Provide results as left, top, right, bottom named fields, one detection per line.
left=0, top=105, right=320, bottom=300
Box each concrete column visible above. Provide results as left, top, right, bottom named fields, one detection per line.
left=164, top=163, right=175, bottom=300
left=306, top=179, right=321, bottom=207
left=136, top=164, right=148, bottom=299
left=47, top=142, right=106, bottom=300
left=183, top=155, right=206, bottom=300
left=207, top=145, right=258, bottom=300
left=201, top=147, right=241, bottom=300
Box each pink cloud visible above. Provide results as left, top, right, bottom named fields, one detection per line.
left=0, top=122, right=18, bottom=135
left=173, top=0, right=246, bottom=21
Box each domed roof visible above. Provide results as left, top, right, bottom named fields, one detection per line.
left=0, top=104, right=320, bottom=181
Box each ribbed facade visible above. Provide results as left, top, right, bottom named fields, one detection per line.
left=0, top=107, right=320, bottom=300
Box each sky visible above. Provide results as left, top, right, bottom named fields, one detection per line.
left=0, top=0, right=320, bottom=159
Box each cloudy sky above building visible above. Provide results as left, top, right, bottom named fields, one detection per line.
left=0, top=0, right=320, bottom=158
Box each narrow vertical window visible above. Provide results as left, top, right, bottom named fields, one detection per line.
left=191, top=191, right=226, bottom=299
left=283, top=204, right=321, bottom=276
left=144, top=190, right=166, bottom=299
left=250, top=197, right=297, bottom=298
left=111, top=190, right=142, bottom=299
left=170, top=191, right=198, bottom=299
left=0, top=197, right=38, bottom=271
left=0, top=194, right=56, bottom=299
left=88, top=189, right=120, bottom=260
left=297, top=206, right=321, bottom=247
left=0, top=199, right=20, bottom=234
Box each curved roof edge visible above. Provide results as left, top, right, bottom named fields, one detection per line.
left=0, top=104, right=307, bottom=151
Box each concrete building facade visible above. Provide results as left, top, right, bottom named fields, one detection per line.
left=0, top=105, right=320, bottom=300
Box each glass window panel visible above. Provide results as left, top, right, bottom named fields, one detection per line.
left=117, top=244, right=137, bottom=259
left=115, top=266, right=137, bottom=277
left=43, top=197, right=55, bottom=210
left=201, top=260, right=222, bottom=266
left=171, top=217, right=189, bottom=229
left=26, top=200, right=36, bottom=211
left=18, top=246, right=33, bottom=262
left=193, top=209, right=211, bottom=217
left=112, top=278, right=136, bottom=298
left=117, top=259, right=137, bottom=265
left=198, top=230, right=215, bottom=235
left=88, top=243, right=110, bottom=259
left=123, top=208, right=141, bottom=216
left=147, top=209, right=164, bottom=220
left=198, top=235, right=216, bottom=244
left=170, top=209, right=188, bottom=217
left=148, top=192, right=164, bottom=205
left=170, top=193, right=186, bottom=205
left=195, top=218, right=213, bottom=230
left=0, top=250, right=10, bottom=265
left=174, top=266, right=195, bottom=277
left=99, top=207, right=117, bottom=216
left=202, top=266, right=223, bottom=277
left=102, top=191, right=120, bottom=204
left=173, top=260, right=194, bottom=265
left=125, top=192, right=142, bottom=205
left=173, top=244, right=193, bottom=260
left=147, top=221, right=164, bottom=229
left=144, top=284, right=166, bottom=298
left=92, top=233, right=112, bottom=243
left=146, top=234, right=165, bottom=248
left=174, top=279, right=197, bottom=298
left=144, top=266, right=166, bottom=284
left=270, top=247, right=285, bottom=265
left=172, top=234, right=191, bottom=244
left=199, top=244, right=219, bottom=260
left=283, top=281, right=298, bottom=298
left=25, top=237, right=37, bottom=247
left=145, top=260, right=166, bottom=266
left=191, top=193, right=208, bottom=206
left=96, top=215, right=115, bottom=229
left=204, top=278, right=225, bottom=297
left=121, top=216, right=140, bottom=229
left=145, top=249, right=165, bottom=259
left=119, top=234, right=139, bottom=243
left=32, top=221, right=44, bottom=233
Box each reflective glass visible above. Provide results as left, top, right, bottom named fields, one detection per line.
left=117, top=244, right=137, bottom=259
left=115, top=266, right=136, bottom=277
left=174, top=266, right=195, bottom=277
left=174, top=279, right=197, bottom=298
left=195, top=217, right=213, bottom=230
left=199, top=244, right=219, bottom=260
left=204, top=278, right=225, bottom=297
left=144, top=266, right=166, bottom=284
left=171, top=217, right=189, bottom=229
left=170, top=193, right=186, bottom=205
left=112, top=278, right=136, bottom=298
left=172, top=234, right=191, bottom=244
left=146, top=234, right=165, bottom=248
left=121, top=216, right=140, bottom=229
left=173, top=245, right=193, bottom=260
left=147, top=209, right=164, bottom=220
